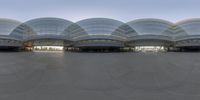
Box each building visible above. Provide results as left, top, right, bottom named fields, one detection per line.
left=0, top=18, right=22, bottom=50
left=1, top=17, right=200, bottom=52
left=64, top=18, right=126, bottom=52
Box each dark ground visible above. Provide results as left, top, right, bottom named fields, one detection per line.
left=0, top=51, right=200, bottom=100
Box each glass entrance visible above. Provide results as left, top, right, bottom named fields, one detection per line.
left=135, top=46, right=165, bottom=52
left=33, top=46, right=64, bottom=51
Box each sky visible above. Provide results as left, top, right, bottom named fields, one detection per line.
left=0, top=0, right=200, bottom=23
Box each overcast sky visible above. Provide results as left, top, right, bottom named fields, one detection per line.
left=0, top=0, right=200, bottom=22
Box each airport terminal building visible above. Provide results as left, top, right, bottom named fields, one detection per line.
left=1, top=17, right=200, bottom=52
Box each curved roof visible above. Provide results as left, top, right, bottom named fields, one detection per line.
left=176, top=18, right=200, bottom=36
left=12, top=17, right=74, bottom=40
left=3, top=17, right=200, bottom=43
left=65, top=18, right=126, bottom=41
left=25, top=17, right=73, bottom=35
left=126, top=18, right=175, bottom=37
left=62, top=23, right=88, bottom=40
left=10, top=23, right=36, bottom=40
left=75, top=18, right=124, bottom=35
left=0, top=18, right=22, bottom=40
left=72, top=35, right=127, bottom=41
left=111, top=24, right=138, bottom=38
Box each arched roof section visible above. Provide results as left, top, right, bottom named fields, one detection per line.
left=62, top=23, right=88, bottom=40
left=111, top=24, right=138, bottom=40
left=25, top=17, right=73, bottom=35
left=0, top=18, right=22, bottom=40
left=10, top=23, right=36, bottom=40
left=126, top=18, right=175, bottom=36
left=66, top=18, right=125, bottom=41
left=75, top=18, right=124, bottom=35
left=12, top=17, right=74, bottom=40
left=176, top=18, right=200, bottom=36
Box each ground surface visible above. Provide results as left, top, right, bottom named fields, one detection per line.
left=0, top=51, right=200, bottom=100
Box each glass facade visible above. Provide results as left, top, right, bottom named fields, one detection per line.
left=126, top=19, right=175, bottom=36
left=0, top=18, right=22, bottom=47
left=135, top=46, right=165, bottom=52
left=1, top=18, right=200, bottom=49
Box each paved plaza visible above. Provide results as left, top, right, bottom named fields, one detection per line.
left=0, top=52, right=200, bottom=100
